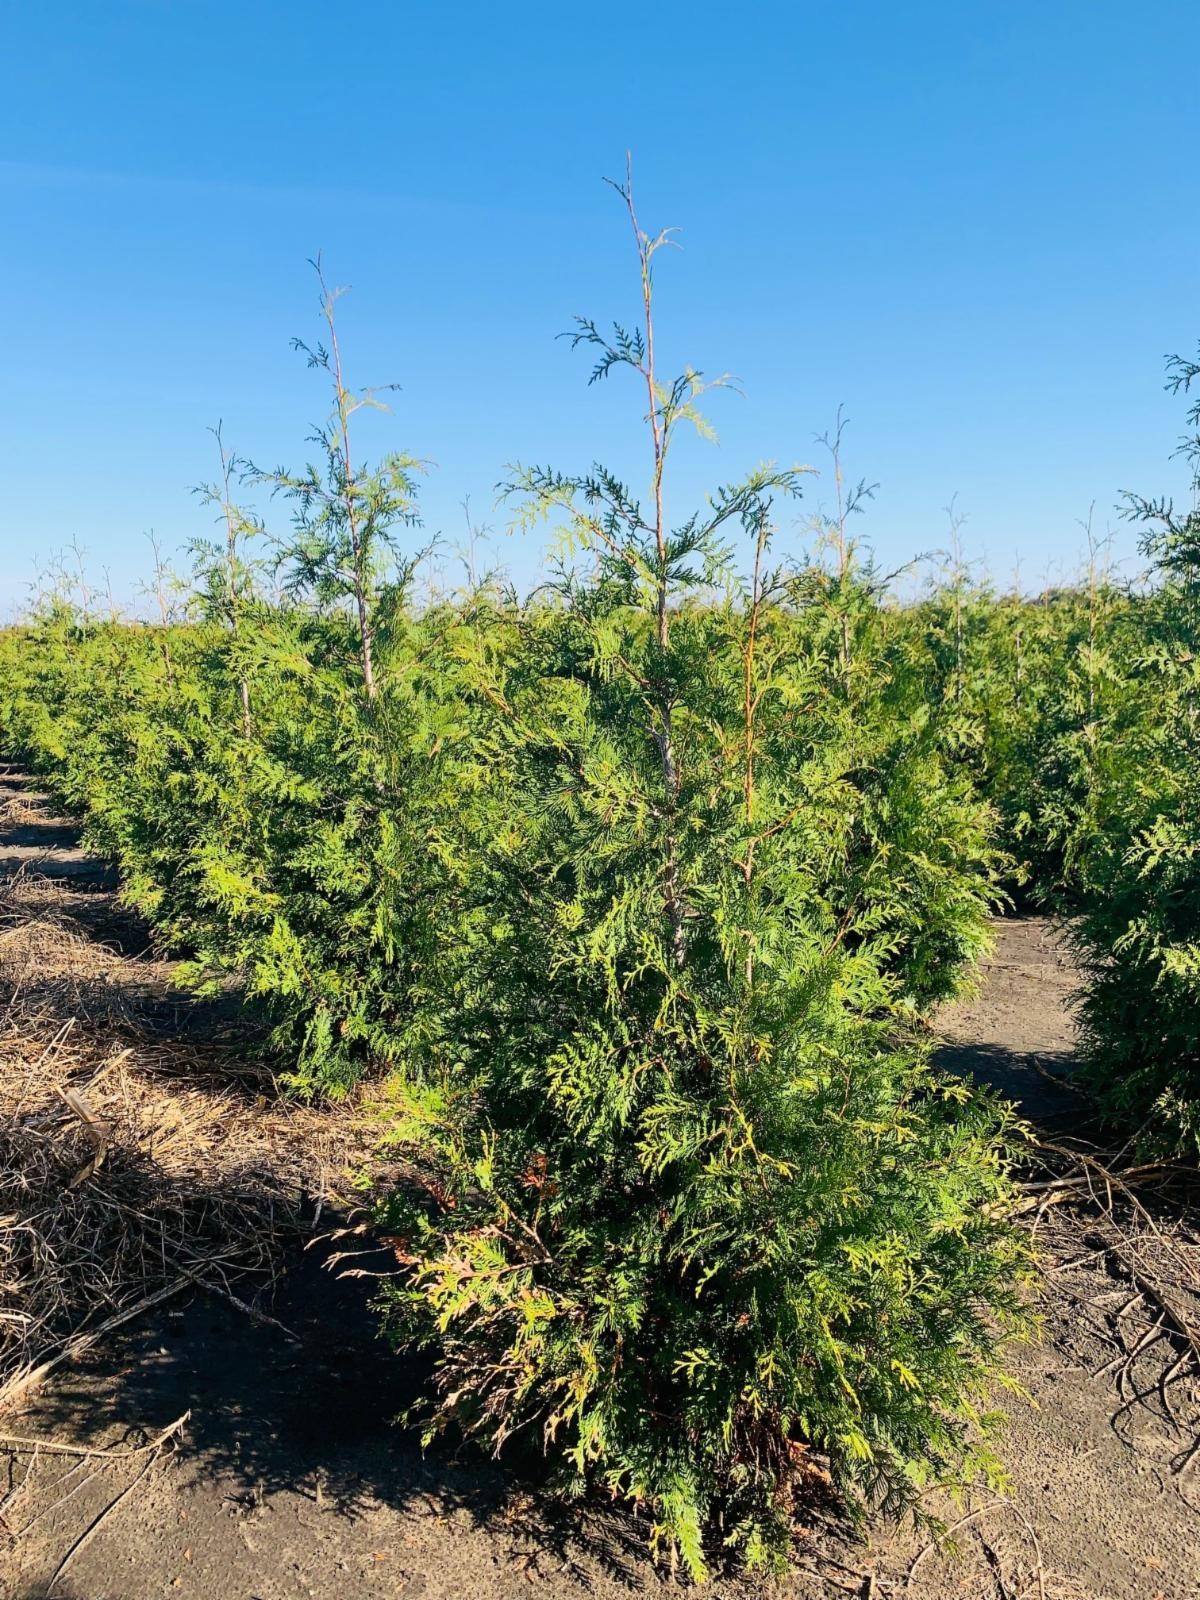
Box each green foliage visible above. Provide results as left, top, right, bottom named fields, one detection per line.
left=1068, top=346, right=1200, bottom=1156
left=893, top=564, right=1143, bottom=909
left=11, top=188, right=1200, bottom=1576
left=0, top=275, right=458, bottom=1099
left=257, top=256, right=427, bottom=701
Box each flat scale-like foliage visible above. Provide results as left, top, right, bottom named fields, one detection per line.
left=376, top=175, right=1027, bottom=1579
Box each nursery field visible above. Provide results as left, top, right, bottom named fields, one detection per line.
left=2, top=222, right=1200, bottom=1592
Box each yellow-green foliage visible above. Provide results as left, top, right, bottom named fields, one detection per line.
left=1068, top=346, right=1200, bottom=1156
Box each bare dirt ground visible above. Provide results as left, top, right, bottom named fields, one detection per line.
left=2, top=770, right=1198, bottom=1600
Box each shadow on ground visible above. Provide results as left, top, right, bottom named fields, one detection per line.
left=933, top=1038, right=1089, bottom=1131
left=12, top=1220, right=663, bottom=1593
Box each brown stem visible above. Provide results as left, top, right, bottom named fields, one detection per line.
left=618, top=157, right=684, bottom=965
left=215, top=427, right=253, bottom=736
left=832, top=414, right=850, bottom=675
left=315, top=256, right=377, bottom=701
left=148, top=533, right=173, bottom=686
left=741, top=511, right=768, bottom=884
left=739, top=510, right=770, bottom=985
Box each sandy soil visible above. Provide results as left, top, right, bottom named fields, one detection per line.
left=1, top=771, right=1197, bottom=1600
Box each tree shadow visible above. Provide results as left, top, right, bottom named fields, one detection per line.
left=0, top=775, right=117, bottom=892
left=933, top=1039, right=1092, bottom=1136
left=0, top=845, right=117, bottom=891
left=24, top=881, right=157, bottom=958
left=9, top=1205, right=660, bottom=1594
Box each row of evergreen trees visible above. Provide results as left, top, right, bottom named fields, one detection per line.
left=884, top=361, right=1200, bottom=1161
left=1, top=188, right=1196, bottom=1573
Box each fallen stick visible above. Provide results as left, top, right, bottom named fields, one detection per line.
left=1036, top=1140, right=1171, bottom=1240
left=0, top=1410, right=189, bottom=1459
left=81, top=1046, right=135, bottom=1093
left=46, top=1445, right=165, bottom=1596
left=1127, top=1265, right=1200, bottom=1365
left=906, top=1500, right=1046, bottom=1600
left=0, top=1275, right=195, bottom=1412
left=12, top=1460, right=109, bottom=1541
left=199, top=1278, right=300, bottom=1342
left=1082, top=1230, right=1200, bottom=1369
left=1018, top=1160, right=1170, bottom=1196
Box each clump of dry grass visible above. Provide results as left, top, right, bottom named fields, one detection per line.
left=0, top=867, right=367, bottom=1409
left=0, top=775, right=50, bottom=831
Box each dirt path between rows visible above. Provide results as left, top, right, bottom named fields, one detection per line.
left=2, top=770, right=1198, bottom=1600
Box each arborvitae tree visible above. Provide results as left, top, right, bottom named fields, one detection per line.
left=164, top=265, right=461, bottom=1094
left=379, top=172, right=1026, bottom=1580
left=1071, top=343, right=1200, bottom=1153
left=809, top=406, right=878, bottom=680
left=785, top=515, right=999, bottom=1008
left=192, top=423, right=266, bottom=735
left=897, top=544, right=1143, bottom=910
left=259, top=256, right=425, bottom=701
left=0, top=266, right=464, bottom=1099
left=142, top=530, right=185, bottom=685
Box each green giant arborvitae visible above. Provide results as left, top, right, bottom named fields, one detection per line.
left=380, top=173, right=1026, bottom=1579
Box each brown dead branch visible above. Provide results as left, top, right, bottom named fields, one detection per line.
left=906, top=1499, right=1047, bottom=1600
left=1024, top=1132, right=1200, bottom=1482
left=0, top=1410, right=190, bottom=1459
left=43, top=1434, right=176, bottom=1596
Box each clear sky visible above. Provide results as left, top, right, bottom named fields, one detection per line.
left=1, top=0, right=1197, bottom=615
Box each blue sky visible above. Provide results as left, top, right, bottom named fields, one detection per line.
left=1, top=0, right=1197, bottom=614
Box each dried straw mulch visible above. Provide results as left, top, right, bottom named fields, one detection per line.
left=0, top=866, right=367, bottom=1412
